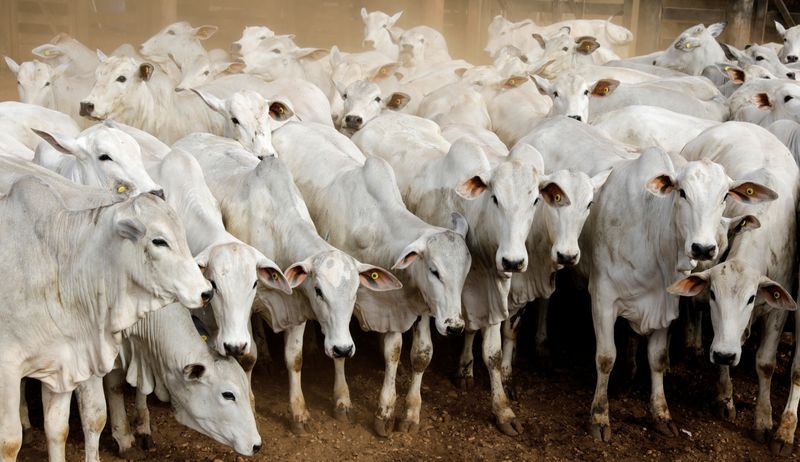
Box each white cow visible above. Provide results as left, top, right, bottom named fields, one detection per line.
left=174, top=55, right=244, bottom=91
left=397, top=26, right=452, bottom=70
left=30, top=33, right=99, bottom=77
left=417, top=80, right=492, bottom=130
left=174, top=133, right=401, bottom=433
left=488, top=75, right=552, bottom=146
left=732, top=79, right=800, bottom=126
left=360, top=8, right=403, bottom=59
left=230, top=26, right=276, bottom=56
left=336, top=79, right=410, bottom=134
left=775, top=21, right=800, bottom=64
left=531, top=73, right=595, bottom=122
left=0, top=176, right=210, bottom=462
left=654, top=23, right=729, bottom=75
left=767, top=119, right=800, bottom=164
left=139, top=21, right=221, bottom=73
left=0, top=101, right=80, bottom=151
left=274, top=120, right=471, bottom=436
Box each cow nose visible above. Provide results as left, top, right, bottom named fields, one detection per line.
left=788, top=72, right=797, bottom=80
left=712, top=351, right=736, bottom=366
left=223, top=343, right=247, bottom=357
left=79, top=101, right=94, bottom=116
left=690, top=243, right=717, bottom=260
left=788, top=55, right=799, bottom=63
left=402, top=44, right=413, bottom=50
left=568, top=115, right=583, bottom=122
left=501, top=258, right=525, bottom=272
left=253, top=443, right=262, bottom=454
left=344, top=115, right=363, bottom=129
left=446, top=325, right=464, bottom=336
left=556, top=252, right=578, bottom=266
left=332, top=344, right=354, bottom=358
left=201, top=290, right=214, bottom=303
left=149, top=189, right=165, bottom=200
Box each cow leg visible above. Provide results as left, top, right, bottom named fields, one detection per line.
left=75, top=377, right=106, bottom=462
left=19, top=380, right=31, bottom=445
left=715, top=365, right=736, bottom=421
left=374, top=331, right=402, bottom=437
left=501, top=312, right=524, bottom=400
left=252, top=313, right=272, bottom=365
left=41, top=386, right=71, bottom=462
left=332, top=357, right=352, bottom=423
left=772, top=311, right=800, bottom=456
left=132, top=390, right=154, bottom=450
left=398, top=316, right=433, bottom=433
left=753, top=310, right=787, bottom=443
left=589, top=291, right=616, bottom=442
left=683, top=298, right=704, bottom=361
left=625, top=334, right=641, bottom=384
left=648, top=327, right=677, bottom=437
left=0, top=373, right=23, bottom=462
left=103, top=369, right=138, bottom=458
left=484, top=323, right=521, bottom=436
left=456, top=330, right=476, bottom=391
left=284, top=322, right=310, bottom=434
left=533, top=298, right=550, bottom=359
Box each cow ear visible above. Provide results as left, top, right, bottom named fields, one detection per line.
left=591, top=168, right=613, bottom=193
left=192, top=25, right=218, bottom=40
left=182, top=363, right=207, bottom=380
left=450, top=212, right=469, bottom=238
left=645, top=174, right=676, bottom=196
left=32, top=129, right=86, bottom=159
left=393, top=237, right=426, bottom=269
left=371, top=63, right=399, bottom=82
left=531, top=74, right=552, bottom=95
left=727, top=214, right=761, bottom=236
left=3, top=56, right=19, bottom=75
left=269, top=100, right=294, bottom=121
left=590, top=79, right=620, bottom=97
left=575, top=36, right=600, bottom=55
left=297, top=48, right=329, bottom=61
left=138, top=63, right=154, bottom=81
left=225, top=60, right=246, bottom=73
left=116, top=217, right=146, bottom=242
left=727, top=181, right=778, bottom=204
left=501, top=75, right=528, bottom=89
left=539, top=180, right=571, bottom=207
left=95, top=48, right=108, bottom=63
left=707, top=22, right=727, bottom=38
left=357, top=263, right=403, bottom=291
left=194, top=246, right=211, bottom=271
left=284, top=260, right=311, bottom=288
left=257, top=255, right=292, bottom=295
left=752, top=92, right=772, bottom=111
left=532, top=33, right=546, bottom=49
left=722, top=65, right=745, bottom=84
left=389, top=11, right=403, bottom=25
left=667, top=273, right=709, bottom=297
left=191, top=89, right=226, bottom=114
left=559, top=25, right=572, bottom=35
left=758, top=278, right=796, bottom=310
left=360, top=7, right=369, bottom=21
left=455, top=173, right=489, bottom=199
left=33, top=44, right=63, bottom=60
left=384, top=92, right=410, bottom=111
left=775, top=21, right=787, bottom=37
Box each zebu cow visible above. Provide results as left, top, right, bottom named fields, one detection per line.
left=139, top=21, right=222, bottom=73
left=174, top=134, right=401, bottom=433
left=776, top=21, right=800, bottom=64
left=654, top=23, right=729, bottom=75
left=360, top=8, right=403, bottom=59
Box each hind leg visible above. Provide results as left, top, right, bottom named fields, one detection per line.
left=76, top=377, right=106, bottom=462
left=374, top=332, right=402, bottom=437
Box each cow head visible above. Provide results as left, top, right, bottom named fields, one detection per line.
left=81, top=55, right=155, bottom=121
left=175, top=56, right=244, bottom=91
left=654, top=22, right=727, bottom=75
left=776, top=21, right=800, bottom=64
left=727, top=44, right=797, bottom=80
left=669, top=260, right=795, bottom=366
left=192, top=89, right=295, bottom=159
left=361, top=8, right=402, bottom=50
left=139, top=21, right=217, bottom=68
left=751, top=84, right=800, bottom=122
left=337, top=80, right=409, bottom=134
left=4, top=57, right=64, bottom=108
left=231, top=25, right=276, bottom=56
left=398, top=30, right=427, bottom=67
left=532, top=73, right=592, bottom=122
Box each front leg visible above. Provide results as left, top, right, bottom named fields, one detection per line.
left=332, top=357, right=352, bottom=423
left=589, top=290, right=617, bottom=442
left=398, top=316, right=433, bottom=433
left=456, top=330, right=476, bottom=391
left=715, top=365, right=735, bottom=421
left=75, top=377, right=106, bottom=462
left=0, top=372, right=23, bottom=462
left=772, top=308, right=800, bottom=456
left=483, top=323, right=522, bottom=436
left=753, top=310, right=787, bottom=443
left=284, top=322, right=310, bottom=434
left=133, top=390, right=154, bottom=450
left=648, top=328, right=677, bottom=437
left=103, top=369, right=138, bottom=458
left=501, top=311, right=525, bottom=400
left=41, top=386, right=72, bottom=462
left=374, top=332, right=402, bottom=437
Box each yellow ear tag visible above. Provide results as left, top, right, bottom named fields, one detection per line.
left=774, top=291, right=781, bottom=300
left=271, top=272, right=279, bottom=280
left=381, top=67, right=388, bottom=74
left=602, top=87, right=609, bottom=94
left=278, top=106, right=284, bottom=114
left=200, top=334, right=208, bottom=341
left=370, top=271, right=380, bottom=280
left=746, top=187, right=754, bottom=196
left=685, top=43, right=693, bottom=49
left=117, top=185, right=127, bottom=193
left=44, top=50, right=52, bottom=56
left=554, top=193, right=561, bottom=203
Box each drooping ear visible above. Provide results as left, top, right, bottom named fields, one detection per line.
left=707, top=22, right=727, bottom=38
left=360, top=7, right=369, bottom=21
left=722, top=64, right=745, bottom=84
left=191, top=89, right=226, bottom=114
left=389, top=11, right=403, bottom=26
left=384, top=92, right=410, bottom=111
left=370, top=63, right=400, bottom=82
left=531, top=74, right=552, bottom=95
left=32, top=128, right=86, bottom=159
left=590, top=79, right=620, bottom=97
left=575, top=36, right=600, bottom=55
left=284, top=260, right=311, bottom=288
left=182, top=363, right=207, bottom=380
left=775, top=21, right=787, bottom=37
left=138, top=63, right=154, bottom=81
left=727, top=214, right=761, bottom=236
left=329, top=46, right=342, bottom=66
left=591, top=168, right=613, bottom=193
left=450, top=212, right=469, bottom=238
left=95, top=48, right=108, bottom=63
left=297, top=48, right=329, bottom=61
left=645, top=174, right=676, bottom=196
left=32, top=44, right=63, bottom=60
left=225, top=60, right=246, bottom=73
left=752, top=92, right=772, bottom=111
left=501, top=75, right=528, bottom=89
left=675, top=36, right=702, bottom=52
left=727, top=181, right=778, bottom=204
left=455, top=173, right=489, bottom=200
left=758, top=278, right=797, bottom=310
left=192, top=25, right=218, bottom=40
left=357, top=263, right=403, bottom=291
left=194, top=246, right=211, bottom=271
left=532, top=33, right=546, bottom=49
left=3, top=56, right=19, bottom=75
left=667, top=272, right=709, bottom=297
left=269, top=100, right=294, bottom=121
left=392, top=237, right=426, bottom=270
left=539, top=180, right=571, bottom=207
left=559, top=26, right=572, bottom=35
left=116, top=217, right=146, bottom=242
left=454, top=67, right=467, bottom=78
left=256, top=254, right=292, bottom=295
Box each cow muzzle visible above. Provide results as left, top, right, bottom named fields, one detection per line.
left=332, top=344, right=355, bottom=358
left=79, top=101, right=95, bottom=117
left=690, top=243, right=717, bottom=261
left=787, top=55, right=799, bottom=63
left=711, top=350, right=737, bottom=366
left=500, top=257, right=527, bottom=272
left=344, top=114, right=363, bottom=130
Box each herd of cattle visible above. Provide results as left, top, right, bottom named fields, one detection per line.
left=4, top=7, right=800, bottom=461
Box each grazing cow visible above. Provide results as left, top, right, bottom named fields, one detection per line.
left=586, top=147, right=775, bottom=441
left=274, top=120, right=471, bottom=436
left=0, top=176, right=210, bottom=461
left=174, top=133, right=401, bottom=433
left=654, top=23, right=729, bottom=75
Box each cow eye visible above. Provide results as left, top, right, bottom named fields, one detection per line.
left=562, top=46, right=569, bottom=52
left=755, top=56, right=764, bottom=61
left=747, top=295, right=755, bottom=304
left=785, top=95, right=794, bottom=103
left=259, top=36, right=267, bottom=40
left=587, top=201, right=593, bottom=209
left=553, top=91, right=559, bottom=98
left=375, top=96, right=381, bottom=102
left=709, top=290, right=716, bottom=301
left=203, top=70, right=210, bottom=76
left=152, top=238, right=169, bottom=248
left=271, top=49, right=280, bottom=54
left=44, top=81, right=50, bottom=87
left=342, top=93, right=348, bottom=100
left=314, top=286, right=323, bottom=298
left=430, top=268, right=440, bottom=280
left=765, top=76, right=772, bottom=79
left=167, top=30, right=176, bottom=36
left=534, top=197, right=540, bottom=205
left=583, top=89, right=589, bottom=96
left=98, top=154, right=112, bottom=161
left=210, top=280, right=217, bottom=290
left=678, top=189, right=686, bottom=199
left=222, top=392, right=236, bottom=401
left=231, top=117, right=240, bottom=125
left=253, top=280, right=258, bottom=289
left=116, top=75, right=127, bottom=83
left=491, top=195, right=498, bottom=205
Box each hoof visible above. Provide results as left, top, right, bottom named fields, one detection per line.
left=496, top=417, right=523, bottom=436
left=589, top=422, right=611, bottom=442
left=771, top=437, right=794, bottom=457
left=752, top=428, right=772, bottom=444
left=456, top=375, right=474, bottom=392
left=134, top=433, right=154, bottom=450
left=373, top=415, right=395, bottom=438
left=653, top=419, right=679, bottom=437
left=333, top=406, right=352, bottom=424
left=118, top=447, right=147, bottom=461
left=290, top=420, right=311, bottom=435
left=396, top=419, right=420, bottom=433
left=714, top=400, right=736, bottom=422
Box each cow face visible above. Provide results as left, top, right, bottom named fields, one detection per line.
left=741, top=44, right=796, bottom=80
left=139, top=21, right=217, bottom=66
left=4, top=57, right=62, bottom=108
left=532, top=73, right=591, bottom=122
left=751, top=84, right=800, bottom=122
left=286, top=251, right=401, bottom=359
left=361, top=8, right=402, bottom=50
left=669, top=260, right=795, bottom=366
left=195, top=242, right=290, bottom=357
left=81, top=55, right=153, bottom=121
left=393, top=225, right=470, bottom=337
left=175, top=56, right=243, bottom=91
left=34, top=123, right=163, bottom=197
left=398, top=30, right=427, bottom=67
left=170, top=356, right=263, bottom=456
left=776, top=21, right=800, bottom=64
left=646, top=158, right=777, bottom=264
left=192, top=89, right=295, bottom=159
left=654, top=23, right=727, bottom=75
left=231, top=25, right=275, bottom=56
left=337, top=80, right=410, bottom=134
